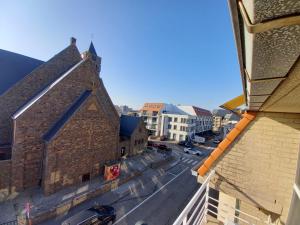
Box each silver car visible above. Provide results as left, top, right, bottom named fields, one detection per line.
left=183, top=147, right=204, bottom=156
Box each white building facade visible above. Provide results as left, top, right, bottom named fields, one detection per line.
left=160, top=105, right=213, bottom=142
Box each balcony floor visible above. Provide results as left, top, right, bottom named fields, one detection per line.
left=205, top=215, right=223, bottom=225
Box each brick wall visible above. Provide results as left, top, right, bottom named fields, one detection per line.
left=119, top=139, right=130, bottom=157
left=11, top=57, right=119, bottom=192
left=209, top=112, right=300, bottom=224
left=0, top=160, right=11, bottom=201
left=43, top=96, right=119, bottom=195
left=130, top=121, right=148, bottom=156
left=0, top=45, right=81, bottom=145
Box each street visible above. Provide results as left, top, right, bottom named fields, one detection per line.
left=40, top=145, right=205, bottom=225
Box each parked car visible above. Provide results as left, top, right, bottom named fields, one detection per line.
left=213, top=139, right=221, bottom=144
left=192, top=135, right=205, bottom=144
left=157, top=144, right=170, bottom=151
left=183, top=147, right=204, bottom=156
left=62, top=205, right=116, bottom=225
left=177, top=141, right=186, bottom=146
left=159, top=135, right=167, bottom=141
left=184, top=142, right=194, bottom=148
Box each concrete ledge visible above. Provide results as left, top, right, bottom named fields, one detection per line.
left=30, top=171, right=141, bottom=225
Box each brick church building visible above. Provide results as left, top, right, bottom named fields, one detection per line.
left=0, top=38, right=120, bottom=195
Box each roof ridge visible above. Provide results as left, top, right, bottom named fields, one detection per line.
left=43, top=90, right=92, bottom=142
left=12, top=59, right=86, bottom=120
left=0, top=49, right=44, bottom=63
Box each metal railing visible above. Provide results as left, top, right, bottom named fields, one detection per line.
left=0, top=220, right=18, bottom=225
left=172, top=170, right=269, bottom=225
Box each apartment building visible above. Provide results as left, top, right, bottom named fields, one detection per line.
left=160, top=105, right=212, bottom=142
left=140, top=103, right=165, bottom=136
left=174, top=1, right=300, bottom=225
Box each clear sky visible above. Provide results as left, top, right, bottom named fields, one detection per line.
left=0, top=0, right=242, bottom=110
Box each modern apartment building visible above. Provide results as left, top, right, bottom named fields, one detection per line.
left=140, top=103, right=212, bottom=139
left=160, top=105, right=212, bottom=142
left=173, top=1, right=300, bottom=225
left=140, top=103, right=165, bottom=136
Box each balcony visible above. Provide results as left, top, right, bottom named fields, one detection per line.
left=146, top=125, right=157, bottom=130
left=173, top=170, right=270, bottom=225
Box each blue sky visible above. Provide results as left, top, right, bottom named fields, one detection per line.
left=0, top=0, right=242, bottom=110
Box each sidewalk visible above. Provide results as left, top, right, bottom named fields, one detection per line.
left=0, top=150, right=176, bottom=224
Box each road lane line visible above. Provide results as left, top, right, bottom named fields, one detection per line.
left=166, top=171, right=177, bottom=176
left=113, top=167, right=189, bottom=224
left=187, top=159, right=193, bottom=164
left=182, top=158, right=189, bottom=163
left=192, top=161, right=198, bottom=165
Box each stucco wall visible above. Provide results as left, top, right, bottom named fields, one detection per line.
left=209, top=112, right=300, bottom=224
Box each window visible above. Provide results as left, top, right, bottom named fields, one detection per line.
left=168, top=117, right=172, bottom=122
left=121, top=147, right=126, bottom=156
left=82, top=173, right=90, bottom=182
left=173, top=133, right=176, bottom=140
left=168, top=124, right=172, bottom=129
left=174, top=117, right=178, bottom=122
left=173, top=125, right=177, bottom=130
left=181, top=118, right=184, bottom=123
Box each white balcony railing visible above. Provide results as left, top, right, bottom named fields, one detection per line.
left=172, top=170, right=269, bottom=225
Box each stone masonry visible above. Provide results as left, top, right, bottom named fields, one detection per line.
left=0, top=39, right=120, bottom=196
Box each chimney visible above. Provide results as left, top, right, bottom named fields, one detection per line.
left=70, top=37, right=76, bottom=45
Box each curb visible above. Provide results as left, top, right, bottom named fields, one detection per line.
left=29, top=155, right=175, bottom=224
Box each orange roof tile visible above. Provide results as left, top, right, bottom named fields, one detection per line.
left=197, top=112, right=257, bottom=176
left=140, top=103, right=164, bottom=112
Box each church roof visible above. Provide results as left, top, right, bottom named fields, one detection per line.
left=88, top=42, right=97, bottom=56
left=43, top=90, right=92, bottom=142
left=120, top=115, right=141, bottom=137
left=0, top=49, right=44, bottom=95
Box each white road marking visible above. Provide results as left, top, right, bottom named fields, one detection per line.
left=182, top=158, right=189, bottom=163
left=192, top=161, right=198, bottom=165
left=113, top=167, right=189, bottom=224
left=187, top=159, right=193, bottom=164
left=166, top=171, right=177, bottom=176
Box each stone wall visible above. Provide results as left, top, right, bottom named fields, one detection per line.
left=209, top=112, right=300, bottom=224
left=130, top=120, right=148, bottom=156
left=119, top=138, right=130, bottom=157
left=11, top=56, right=119, bottom=192
left=0, top=160, right=11, bottom=201
left=0, top=45, right=81, bottom=145
left=43, top=96, right=119, bottom=195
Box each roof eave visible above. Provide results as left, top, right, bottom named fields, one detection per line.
left=228, top=0, right=248, bottom=107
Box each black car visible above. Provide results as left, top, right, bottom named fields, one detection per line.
left=177, top=141, right=186, bottom=146
left=62, top=205, right=116, bottom=225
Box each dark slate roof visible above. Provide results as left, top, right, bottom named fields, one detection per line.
left=43, top=90, right=92, bottom=142
left=120, top=115, right=141, bottom=137
left=88, top=42, right=97, bottom=56
left=0, top=49, right=44, bottom=95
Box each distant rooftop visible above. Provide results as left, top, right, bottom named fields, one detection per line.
left=120, top=115, right=141, bottom=137
left=0, top=49, right=44, bottom=95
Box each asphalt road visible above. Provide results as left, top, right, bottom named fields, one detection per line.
left=40, top=146, right=204, bottom=225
